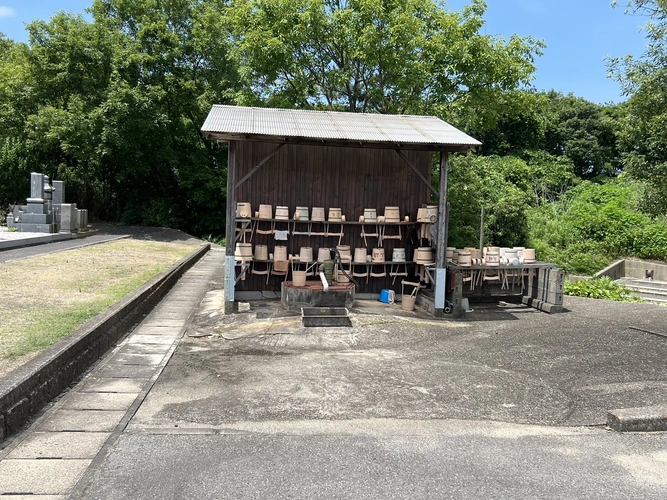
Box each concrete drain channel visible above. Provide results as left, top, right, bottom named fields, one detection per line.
left=301, top=307, right=352, bottom=327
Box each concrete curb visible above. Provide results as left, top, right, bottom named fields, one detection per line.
left=607, top=406, right=667, bottom=432
left=0, top=232, right=75, bottom=251
left=0, top=243, right=210, bottom=441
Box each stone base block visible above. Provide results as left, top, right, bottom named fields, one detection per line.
left=607, top=406, right=667, bottom=432
left=10, top=223, right=58, bottom=233
left=281, top=281, right=355, bottom=313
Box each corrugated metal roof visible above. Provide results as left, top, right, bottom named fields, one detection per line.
left=201, top=105, right=481, bottom=149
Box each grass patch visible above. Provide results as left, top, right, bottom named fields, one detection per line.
left=0, top=239, right=196, bottom=376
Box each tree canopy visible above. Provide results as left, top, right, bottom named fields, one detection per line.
left=227, top=0, right=544, bottom=130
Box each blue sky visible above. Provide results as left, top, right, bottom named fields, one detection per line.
left=0, top=0, right=650, bottom=104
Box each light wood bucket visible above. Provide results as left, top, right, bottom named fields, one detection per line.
left=446, top=247, right=455, bottom=262
left=513, top=247, right=525, bottom=258
left=274, top=246, right=287, bottom=261
left=486, top=250, right=500, bottom=266
left=311, top=207, right=325, bottom=221
left=292, top=270, right=307, bottom=287
left=235, top=243, right=253, bottom=262
left=416, top=207, right=429, bottom=222
left=470, top=248, right=482, bottom=260
left=354, top=248, right=368, bottom=263
left=337, top=245, right=352, bottom=263
left=392, top=248, right=406, bottom=262
left=295, top=206, right=309, bottom=221
left=384, top=206, right=400, bottom=222
left=523, top=248, right=536, bottom=263
left=364, top=208, right=377, bottom=222
left=372, top=248, right=385, bottom=263
left=505, top=249, right=519, bottom=263
left=457, top=250, right=472, bottom=267
left=328, top=208, right=342, bottom=222
left=416, top=247, right=434, bottom=265
left=236, top=202, right=252, bottom=219
left=275, top=206, right=289, bottom=220
left=299, top=247, right=313, bottom=262
left=336, top=270, right=350, bottom=283
left=426, top=205, right=438, bottom=223
left=254, top=244, right=268, bottom=261
left=401, top=295, right=417, bottom=311
left=317, top=248, right=331, bottom=262
left=258, top=204, right=273, bottom=219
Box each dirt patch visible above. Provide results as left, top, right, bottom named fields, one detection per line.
left=0, top=239, right=195, bottom=378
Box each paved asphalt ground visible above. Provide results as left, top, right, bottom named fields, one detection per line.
left=1, top=225, right=667, bottom=499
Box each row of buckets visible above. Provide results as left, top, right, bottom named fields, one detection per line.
left=235, top=244, right=437, bottom=265
left=237, top=203, right=440, bottom=224
left=448, top=247, right=536, bottom=267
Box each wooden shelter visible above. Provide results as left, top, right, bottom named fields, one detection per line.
left=201, top=105, right=481, bottom=315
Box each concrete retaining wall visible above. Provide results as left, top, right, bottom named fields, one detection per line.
left=0, top=243, right=210, bottom=441
left=594, top=259, right=625, bottom=281
left=623, top=258, right=667, bottom=281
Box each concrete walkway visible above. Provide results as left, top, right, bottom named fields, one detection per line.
left=0, top=247, right=225, bottom=498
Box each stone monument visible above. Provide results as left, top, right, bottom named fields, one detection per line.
left=6, top=172, right=88, bottom=233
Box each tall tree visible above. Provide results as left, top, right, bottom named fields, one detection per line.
left=227, top=0, right=544, bottom=130
left=610, top=0, right=667, bottom=215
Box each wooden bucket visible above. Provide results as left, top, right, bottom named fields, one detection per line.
left=523, top=248, right=536, bottom=263
left=311, top=207, right=325, bottom=221
left=505, top=249, right=519, bottom=263
left=372, top=248, right=385, bottom=263
left=274, top=246, right=287, bottom=261
left=354, top=247, right=368, bottom=263
left=364, top=208, right=377, bottom=222
left=328, top=208, right=342, bottom=222
left=254, top=244, right=268, bottom=261
left=384, top=206, right=400, bottom=222
left=317, top=248, right=331, bottom=262
left=513, top=247, right=525, bottom=258
left=258, top=204, right=272, bottom=219
left=299, top=247, right=313, bottom=262
left=486, top=250, right=500, bottom=266
left=235, top=243, right=253, bottom=262
left=392, top=248, right=406, bottom=262
left=275, top=206, right=289, bottom=220
left=416, top=207, right=429, bottom=222
left=295, top=206, right=309, bottom=221
left=416, top=247, right=434, bottom=265
left=337, top=245, right=352, bottom=263
left=457, top=250, right=472, bottom=267
left=470, top=248, right=482, bottom=260
left=336, top=270, right=350, bottom=283
left=446, top=247, right=455, bottom=262
left=236, top=202, right=251, bottom=219
left=292, top=270, right=307, bottom=287
left=401, top=295, right=416, bottom=311
left=426, top=205, right=438, bottom=223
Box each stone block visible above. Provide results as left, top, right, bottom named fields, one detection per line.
left=11, top=223, right=57, bottom=233
left=59, top=204, right=78, bottom=233
left=28, top=172, right=44, bottom=201
left=19, top=212, right=49, bottom=224
left=51, top=180, right=65, bottom=205
left=78, top=209, right=88, bottom=230
left=607, top=406, right=667, bottom=432
left=23, top=203, right=48, bottom=215
left=6, top=215, right=14, bottom=228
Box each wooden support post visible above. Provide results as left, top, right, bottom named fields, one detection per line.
left=434, top=151, right=449, bottom=314
left=225, top=141, right=238, bottom=314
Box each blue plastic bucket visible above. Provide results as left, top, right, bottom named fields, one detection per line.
left=379, top=289, right=395, bottom=304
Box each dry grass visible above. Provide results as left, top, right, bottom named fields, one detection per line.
left=0, top=239, right=195, bottom=378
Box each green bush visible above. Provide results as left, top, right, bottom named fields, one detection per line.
left=564, top=277, right=642, bottom=302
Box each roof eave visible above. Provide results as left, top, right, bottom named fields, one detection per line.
left=202, top=131, right=481, bottom=153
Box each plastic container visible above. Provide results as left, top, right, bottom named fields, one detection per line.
left=379, top=289, right=395, bottom=304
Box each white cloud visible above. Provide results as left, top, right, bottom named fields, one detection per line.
left=0, top=6, right=17, bottom=19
